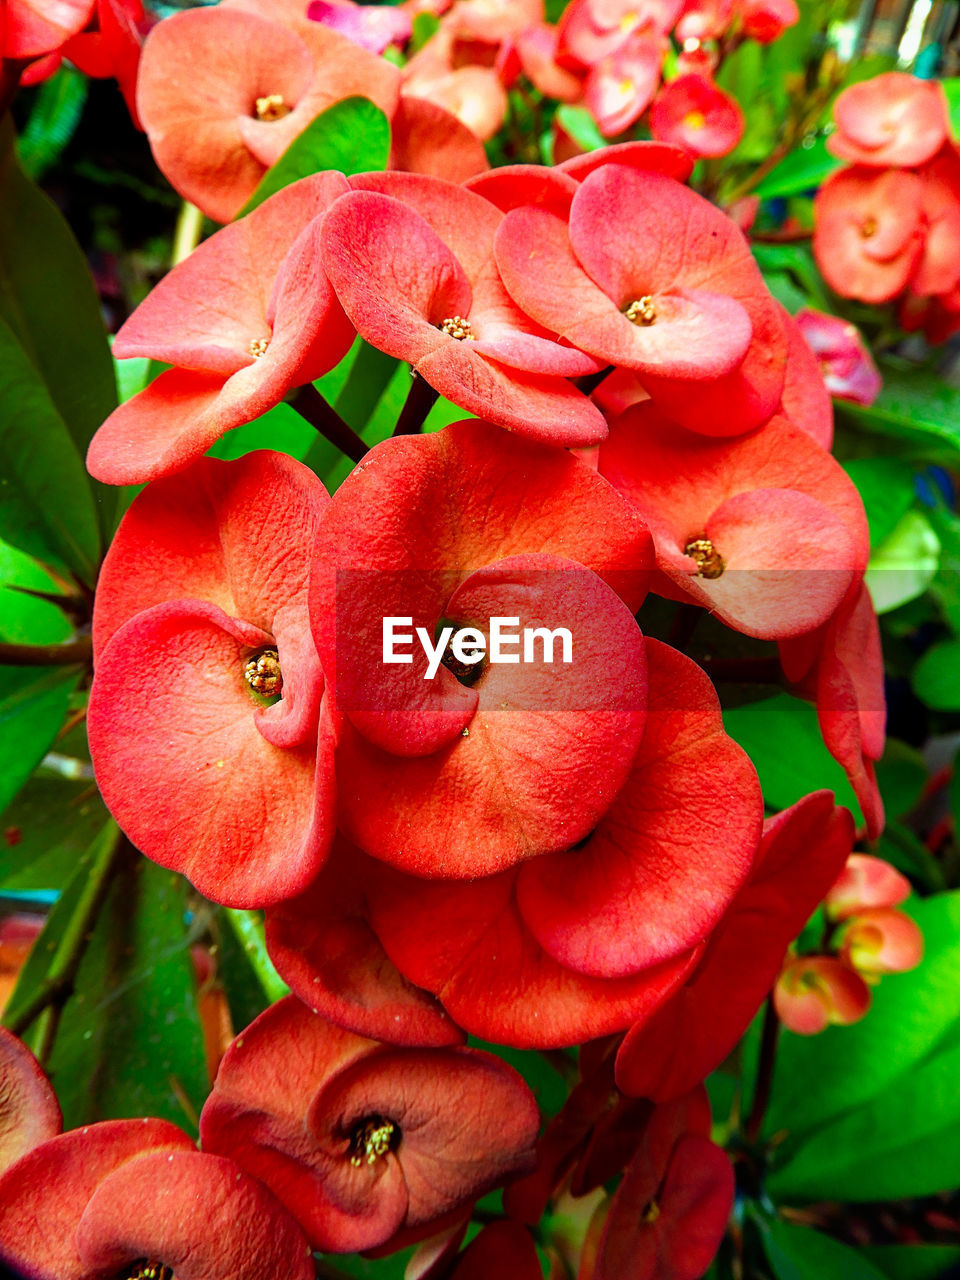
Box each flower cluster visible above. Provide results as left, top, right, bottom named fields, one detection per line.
left=774, top=853, right=924, bottom=1034
left=814, top=72, right=960, bottom=343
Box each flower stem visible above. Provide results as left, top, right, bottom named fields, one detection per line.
left=745, top=996, right=780, bottom=1146
left=222, top=908, right=289, bottom=1005
left=291, top=383, right=368, bottom=464
left=0, top=637, right=92, bottom=667
left=394, top=373, right=439, bottom=436
left=3, top=823, right=128, bottom=1057
left=172, top=200, right=205, bottom=266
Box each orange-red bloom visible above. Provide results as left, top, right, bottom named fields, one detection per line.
left=199, top=997, right=540, bottom=1253
left=88, top=452, right=335, bottom=907
left=829, top=72, right=950, bottom=170
left=650, top=73, right=744, bottom=158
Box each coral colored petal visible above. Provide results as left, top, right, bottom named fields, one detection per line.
left=557, top=140, right=694, bottom=183
left=830, top=72, right=949, bottom=169
left=450, top=1223, right=542, bottom=1278
left=367, top=863, right=700, bottom=1048
left=4, top=0, right=94, bottom=58
left=0, top=1029, right=61, bottom=1175
left=88, top=600, right=326, bottom=907
left=465, top=164, right=579, bottom=216
left=780, top=307, right=834, bottom=446
left=615, top=794, right=854, bottom=1100
left=336, top=555, right=647, bottom=877
left=92, top=450, right=328, bottom=655
left=75, top=1151, right=315, bottom=1280
left=517, top=640, right=760, bottom=977
left=265, top=839, right=466, bottom=1047
left=0, top=1118, right=193, bottom=1280
left=390, top=96, right=490, bottom=182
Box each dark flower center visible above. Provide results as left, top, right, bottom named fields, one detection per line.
left=243, top=648, right=283, bottom=699
left=684, top=536, right=725, bottom=579
left=122, top=1263, right=174, bottom=1280
left=349, top=1116, right=399, bottom=1167
left=860, top=216, right=878, bottom=239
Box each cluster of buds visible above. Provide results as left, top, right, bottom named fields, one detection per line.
left=775, top=854, right=924, bottom=1035
left=814, top=72, right=960, bottom=344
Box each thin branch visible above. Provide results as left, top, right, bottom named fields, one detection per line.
left=172, top=200, right=205, bottom=266
left=4, top=824, right=128, bottom=1053
left=291, top=383, right=368, bottom=464
left=394, top=373, right=439, bottom=436
left=745, top=996, right=780, bottom=1146
left=0, top=637, right=92, bottom=667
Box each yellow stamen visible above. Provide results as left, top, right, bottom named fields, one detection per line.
left=249, top=337, right=270, bottom=359
left=255, top=94, right=290, bottom=122
left=683, top=110, right=707, bottom=130
left=350, top=1119, right=397, bottom=1167
left=440, top=315, right=476, bottom=341
left=860, top=216, right=878, bottom=239
left=625, top=296, right=657, bottom=326
left=244, top=649, right=282, bottom=698
left=684, top=537, right=725, bottom=579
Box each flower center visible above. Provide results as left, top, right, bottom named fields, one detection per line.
left=683, top=110, right=707, bottom=130
left=440, top=315, right=476, bottom=341
left=642, top=1199, right=661, bottom=1224
left=349, top=1117, right=398, bottom=1167
left=684, top=536, right=725, bottom=579
left=625, top=296, right=657, bottom=326
left=249, top=337, right=270, bottom=359
left=860, top=216, right=878, bottom=239
left=255, top=94, right=290, bottom=122
left=243, top=648, right=283, bottom=698
left=122, top=1263, right=174, bottom=1280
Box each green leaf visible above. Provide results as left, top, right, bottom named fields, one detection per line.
left=912, top=639, right=960, bottom=711
left=240, top=97, right=391, bottom=216
left=839, top=365, right=960, bottom=463
left=943, top=78, right=960, bottom=140
left=861, top=1245, right=960, bottom=1280
left=209, top=400, right=318, bottom=463
left=753, top=136, right=843, bottom=199
left=722, top=693, right=862, bottom=822
left=875, top=821, right=946, bottom=893
left=0, top=665, right=80, bottom=815
left=554, top=104, right=606, bottom=154
left=765, top=892, right=960, bottom=1139
left=0, top=118, right=117, bottom=534
left=768, top=1038, right=960, bottom=1201
left=0, top=538, right=72, bottom=645
left=47, top=855, right=208, bottom=1132
left=756, top=1217, right=889, bottom=1280
left=843, top=458, right=916, bottom=549
left=411, top=10, right=439, bottom=48
left=751, top=242, right=831, bottom=309
left=874, top=738, right=927, bottom=820
left=867, top=510, right=940, bottom=615
left=0, top=773, right=107, bottom=892
left=17, top=66, right=89, bottom=180
left=0, top=314, right=101, bottom=582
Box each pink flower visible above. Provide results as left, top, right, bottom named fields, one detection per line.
left=829, top=71, right=950, bottom=169
left=650, top=74, right=744, bottom=158
left=794, top=308, right=882, bottom=407
left=774, top=956, right=871, bottom=1034
left=307, top=0, right=412, bottom=52
left=826, top=854, right=913, bottom=920
left=0, top=1028, right=61, bottom=1176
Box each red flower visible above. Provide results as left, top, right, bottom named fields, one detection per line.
left=780, top=581, right=886, bottom=837
left=598, top=403, right=869, bottom=640
left=615, top=792, right=854, bottom=1100
left=828, top=72, right=950, bottom=169
left=582, top=32, right=666, bottom=136
left=310, top=420, right=651, bottom=877
left=0, top=1028, right=61, bottom=1175
left=320, top=172, right=606, bottom=443
left=737, top=0, right=798, bottom=42
left=825, top=853, right=911, bottom=920
left=0, top=1118, right=314, bottom=1280
left=307, top=0, right=412, bottom=52
left=650, top=74, right=745, bottom=159
left=199, top=997, right=540, bottom=1253
left=582, top=1089, right=734, bottom=1280
left=2, top=0, right=93, bottom=59
left=447, top=1222, right=543, bottom=1278
left=136, top=4, right=399, bottom=222
left=557, top=0, right=681, bottom=69
left=273, top=637, right=761, bottom=1048
left=495, top=164, right=788, bottom=433
left=779, top=307, right=834, bottom=446
left=912, top=147, right=960, bottom=299
left=813, top=167, right=925, bottom=304
left=793, top=308, right=882, bottom=407
left=88, top=452, right=335, bottom=907
left=87, top=172, right=354, bottom=486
